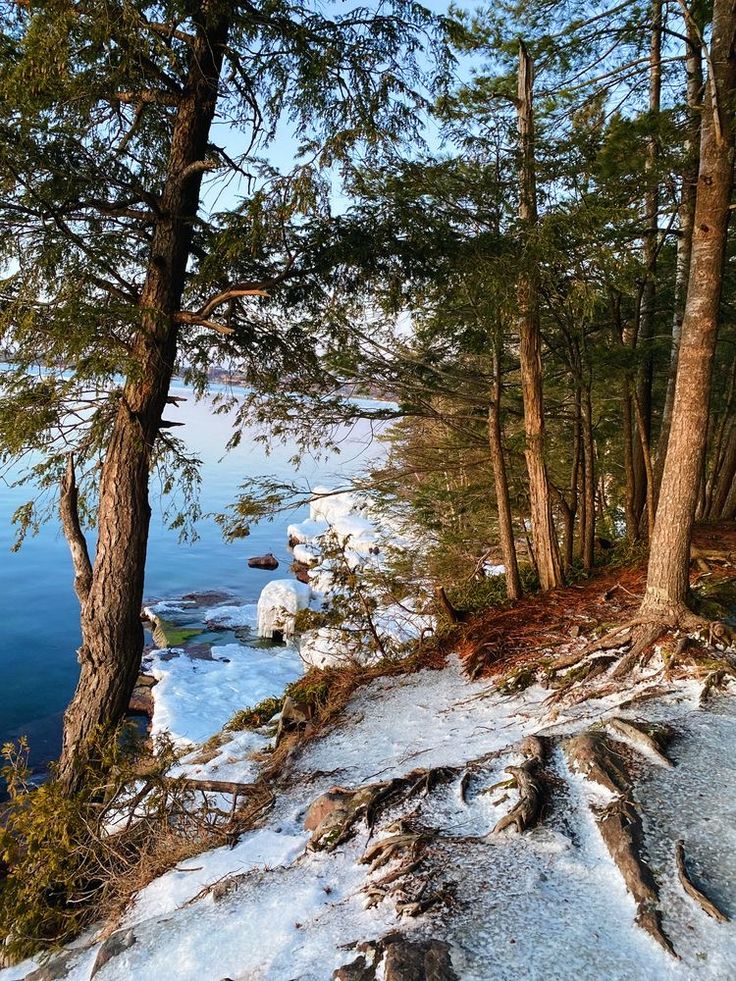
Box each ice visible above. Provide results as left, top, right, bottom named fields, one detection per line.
left=292, top=542, right=321, bottom=565
left=147, top=642, right=303, bottom=746
left=286, top=517, right=328, bottom=544
left=201, top=604, right=258, bottom=630
left=256, top=579, right=313, bottom=639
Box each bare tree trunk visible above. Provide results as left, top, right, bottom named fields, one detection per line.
left=57, top=8, right=231, bottom=791
left=640, top=0, right=736, bottom=620
left=654, top=15, right=703, bottom=503
left=581, top=384, right=596, bottom=572
left=516, top=41, right=563, bottom=591
left=488, top=342, right=522, bottom=600
left=622, top=381, right=641, bottom=541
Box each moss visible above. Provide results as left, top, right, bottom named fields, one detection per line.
left=497, top=666, right=535, bottom=695
left=225, top=696, right=283, bottom=731
left=691, top=577, right=736, bottom=621
left=152, top=618, right=203, bottom=647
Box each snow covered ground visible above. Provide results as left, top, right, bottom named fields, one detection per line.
left=6, top=496, right=736, bottom=980
left=6, top=651, right=736, bottom=981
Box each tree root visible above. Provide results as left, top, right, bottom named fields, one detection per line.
left=596, top=797, right=676, bottom=956
left=565, top=731, right=631, bottom=794
left=566, top=728, right=675, bottom=955
left=675, top=840, right=729, bottom=923
left=605, top=719, right=674, bottom=768
left=492, top=736, right=549, bottom=834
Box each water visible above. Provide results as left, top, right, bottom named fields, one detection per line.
left=0, top=382, right=382, bottom=763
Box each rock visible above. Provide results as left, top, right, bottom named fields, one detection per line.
left=248, top=553, right=279, bottom=570
left=382, top=939, right=457, bottom=981
left=333, top=955, right=375, bottom=981
left=128, top=674, right=156, bottom=716
left=24, top=951, right=77, bottom=981
left=304, top=787, right=351, bottom=833
left=334, top=937, right=457, bottom=981
left=291, top=560, right=311, bottom=584
left=275, top=695, right=310, bottom=746
left=90, top=929, right=136, bottom=977
left=304, top=783, right=390, bottom=851
left=181, top=590, right=235, bottom=607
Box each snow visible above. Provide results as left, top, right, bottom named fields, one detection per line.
left=292, top=542, right=321, bottom=565
left=308, top=485, right=364, bottom=524
left=201, top=604, right=258, bottom=630
left=6, top=653, right=736, bottom=981
left=256, top=579, right=313, bottom=639
left=483, top=562, right=506, bottom=577
left=124, top=826, right=307, bottom=927
left=286, top=517, right=328, bottom=544
left=145, top=642, right=303, bottom=746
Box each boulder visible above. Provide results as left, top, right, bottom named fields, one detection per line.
left=333, top=956, right=374, bottom=981
left=128, top=673, right=157, bottom=716
left=256, top=579, right=312, bottom=640
left=90, top=928, right=136, bottom=977
left=24, top=951, right=77, bottom=981
left=275, top=695, right=310, bottom=746
left=248, top=553, right=279, bottom=570
left=382, top=939, right=457, bottom=981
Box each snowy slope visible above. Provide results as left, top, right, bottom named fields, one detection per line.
left=6, top=656, right=736, bottom=981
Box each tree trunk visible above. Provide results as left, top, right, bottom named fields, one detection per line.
left=637, top=0, right=662, bottom=458
left=654, top=15, right=703, bottom=503
left=57, top=8, right=231, bottom=791
left=516, top=41, right=563, bottom=591
left=640, top=0, right=736, bottom=619
left=488, top=343, right=523, bottom=600
left=581, top=384, right=596, bottom=572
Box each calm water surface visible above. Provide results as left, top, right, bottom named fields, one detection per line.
left=0, top=382, right=380, bottom=762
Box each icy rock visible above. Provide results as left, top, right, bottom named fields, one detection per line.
left=202, top=605, right=258, bottom=630
left=91, top=929, right=136, bottom=978
left=292, top=543, right=321, bottom=566
left=24, top=951, right=78, bottom=981
left=287, top=517, right=328, bottom=546
left=256, top=579, right=312, bottom=640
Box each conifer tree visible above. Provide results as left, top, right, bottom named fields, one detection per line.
left=0, top=0, right=436, bottom=790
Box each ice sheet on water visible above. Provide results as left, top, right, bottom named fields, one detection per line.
left=147, top=642, right=302, bottom=745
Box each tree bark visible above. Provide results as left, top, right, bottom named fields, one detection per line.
left=488, top=342, right=522, bottom=600
left=654, top=13, right=703, bottom=503
left=581, top=383, right=596, bottom=572
left=516, top=41, right=563, bottom=591
left=57, top=6, right=231, bottom=791
left=640, top=0, right=736, bottom=619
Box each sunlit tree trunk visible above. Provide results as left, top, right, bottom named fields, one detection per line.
left=58, top=9, right=230, bottom=791
left=639, top=0, right=736, bottom=620
left=515, top=41, right=563, bottom=591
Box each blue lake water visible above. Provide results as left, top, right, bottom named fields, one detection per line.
left=0, top=381, right=382, bottom=764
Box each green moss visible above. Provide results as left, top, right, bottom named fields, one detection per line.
left=225, top=696, right=283, bottom=731
left=152, top=618, right=203, bottom=648
left=497, top=666, right=535, bottom=695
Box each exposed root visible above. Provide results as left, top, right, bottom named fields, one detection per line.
left=492, top=736, right=549, bottom=834
left=700, top=669, right=732, bottom=705
left=606, top=719, right=674, bottom=768
left=675, top=840, right=729, bottom=923
left=566, top=727, right=675, bottom=955
left=595, top=797, right=676, bottom=956
left=565, top=731, right=630, bottom=794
